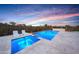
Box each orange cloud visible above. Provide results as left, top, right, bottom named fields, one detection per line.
left=24, top=13, right=79, bottom=25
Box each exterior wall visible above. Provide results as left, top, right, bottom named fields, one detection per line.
left=53, top=28, right=65, bottom=32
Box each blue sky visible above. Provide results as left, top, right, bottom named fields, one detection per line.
left=0, top=4, right=79, bottom=26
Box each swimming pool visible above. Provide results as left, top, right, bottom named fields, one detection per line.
left=11, top=30, right=58, bottom=54
left=11, top=35, right=40, bottom=54
left=34, top=30, right=58, bottom=40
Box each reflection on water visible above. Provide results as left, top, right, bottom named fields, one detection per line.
left=11, top=35, right=40, bottom=54
left=34, top=30, right=58, bottom=40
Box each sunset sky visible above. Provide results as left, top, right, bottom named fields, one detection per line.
left=0, top=4, right=79, bottom=26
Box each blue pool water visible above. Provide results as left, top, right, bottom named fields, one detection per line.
left=11, top=35, right=40, bottom=54
left=34, top=30, right=58, bottom=40
left=11, top=30, right=58, bottom=54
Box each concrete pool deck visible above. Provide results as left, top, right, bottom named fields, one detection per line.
left=0, top=31, right=79, bottom=54
left=0, top=33, right=32, bottom=54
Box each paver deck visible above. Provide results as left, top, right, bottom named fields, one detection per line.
left=0, top=32, right=79, bottom=54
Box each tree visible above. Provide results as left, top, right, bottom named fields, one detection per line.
left=45, top=24, right=48, bottom=27
left=10, top=22, right=16, bottom=26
